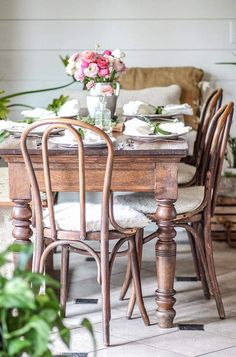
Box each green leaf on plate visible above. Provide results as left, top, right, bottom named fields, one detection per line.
left=153, top=123, right=172, bottom=136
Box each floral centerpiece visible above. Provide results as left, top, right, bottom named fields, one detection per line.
left=65, top=48, right=126, bottom=96
left=65, top=47, right=127, bottom=118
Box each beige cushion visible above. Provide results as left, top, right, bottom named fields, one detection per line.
left=64, top=85, right=181, bottom=118
left=178, top=163, right=196, bottom=185
left=117, top=85, right=181, bottom=109
left=119, top=67, right=204, bottom=129
left=43, top=202, right=150, bottom=232
left=186, top=130, right=197, bottom=156
left=115, top=186, right=205, bottom=215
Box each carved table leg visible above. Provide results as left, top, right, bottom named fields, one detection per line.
left=12, top=200, right=33, bottom=268
left=155, top=199, right=177, bottom=328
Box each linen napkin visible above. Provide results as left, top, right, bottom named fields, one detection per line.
left=21, top=99, right=80, bottom=119
left=0, top=121, right=15, bottom=130
left=123, top=101, right=156, bottom=116
left=123, top=118, right=153, bottom=136
left=163, top=103, right=193, bottom=116
left=158, top=121, right=191, bottom=134
left=61, top=129, right=101, bottom=144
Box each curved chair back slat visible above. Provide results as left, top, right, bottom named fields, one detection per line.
left=197, top=104, right=226, bottom=185
left=197, top=102, right=234, bottom=215
left=20, top=118, right=114, bottom=243
left=210, top=103, right=234, bottom=215
left=193, top=88, right=223, bottom=167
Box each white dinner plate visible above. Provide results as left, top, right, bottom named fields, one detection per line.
left=123, top=114, right=180, bottom=120
left=49, top=136, right=116, bottom=148
left=6, top=123, right=63, bottom=136
left=123, top=131, right=185, bottom=142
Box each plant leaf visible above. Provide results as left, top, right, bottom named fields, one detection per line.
left=60, top=55, right=70, bottom=67
left=8, top=338, right=31, bottom=356
left=0, top=131, right=10, bottom=143
left=81, top=318, right=96, bottom=353
left=0, top=97, right=10, bottom=120
left=46, top=95, right=69, bottom=115
left=0, top=277, right=36, bottom=309
left=155, top=105, right=164, bottom=114
left=7, top=243, right=33, bottom=271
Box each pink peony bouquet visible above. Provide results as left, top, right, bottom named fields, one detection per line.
left=66, top=48, right=126, bottom=95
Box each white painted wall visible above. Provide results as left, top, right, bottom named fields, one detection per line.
left=0, top=0, right=236, bottom=131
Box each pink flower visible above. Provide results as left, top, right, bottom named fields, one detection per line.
left=80, top=50, right=97, bottom=63
left=66, top=48, right=127, bottom=84
left=84, top=63, right=99, bottom=78
left=113, top=59, right=126, bottom=73
left=81, top=60, right=89, bottom=68
left=74, top=68, right=85, bottom=82
left=97, top=56, right=109, bottom=69
left=68, top=52, right=80, bottom=63
left=86, top=80, right=95, bottom=90
left=98, top=67, right=110, bottom=77
left=100, top=84, right=114, bottom=96
left=103, top=50, right=112, bottom=56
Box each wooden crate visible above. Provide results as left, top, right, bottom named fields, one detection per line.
left=212, top=177, right=236, bottom=242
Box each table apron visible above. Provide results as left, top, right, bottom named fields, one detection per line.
left=7, top=158, right=179, bottom=200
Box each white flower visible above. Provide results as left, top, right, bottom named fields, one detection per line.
left=105, top=55, right=115, bottom=63
left=66, top=61, right=76, bottom=76
left=112, top=49, right=126, bottom=59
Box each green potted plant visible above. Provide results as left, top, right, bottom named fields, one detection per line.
left=0, top=243, right=96, bottom=356
left=0, top=243, right=70, bottom=356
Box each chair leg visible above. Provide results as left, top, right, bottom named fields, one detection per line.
left=186, top=229, right=201, bottom=280
left=101, top=240, right=111, bottom=346
left=60, top=245, right=70, bottom=316
left=120, top=228, right=144, bottom=301
left=187, top=226, right=210, bottom=299
left=127, top=229, right=144, bottom=318
left=187, top=221, right=210, bottom=296
left=128, top=238, right=150, bottom=326
left=203, top=216, right=225, bottom=319
left=44, top=244, right=55, bottom=277
left=196, top=222, right=211, bottom=299
left=119, top=256, right=132, bottom=300
left=182, top=223, right=211, bottom=300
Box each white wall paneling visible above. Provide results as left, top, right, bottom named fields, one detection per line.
left=0, top=0, right=235, bottom=20
left=0, top=20, right=234, bottom=50
left=0, top=0, right=236, bottom=131
left=1, top=50, right=236, bottom=81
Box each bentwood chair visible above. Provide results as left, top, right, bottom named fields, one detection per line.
left=178, top=88, right=223, bottom=186
left=116, top=102, right=234, bottom=319
left=119, top=89, right=223, bottom=302
left=20, top=118, right=150, bottom=346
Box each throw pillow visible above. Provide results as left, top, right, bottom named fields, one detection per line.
left=117, top=84, right=181, bottom=109
left=119, top=67, right=204, bottom=129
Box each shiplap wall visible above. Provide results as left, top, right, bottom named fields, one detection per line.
left=1, top=0, right=236, bottom=131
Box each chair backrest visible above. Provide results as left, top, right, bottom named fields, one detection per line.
left=193, top=88, right=223, bottom=167
left=210, top=103, right=234, bottom=214
left=197, top=102, right=234, bottom=215
left=20, top=118, right=114, bottom=241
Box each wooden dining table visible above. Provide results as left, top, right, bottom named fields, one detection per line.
left=0, top=132, right=188, bottom=329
